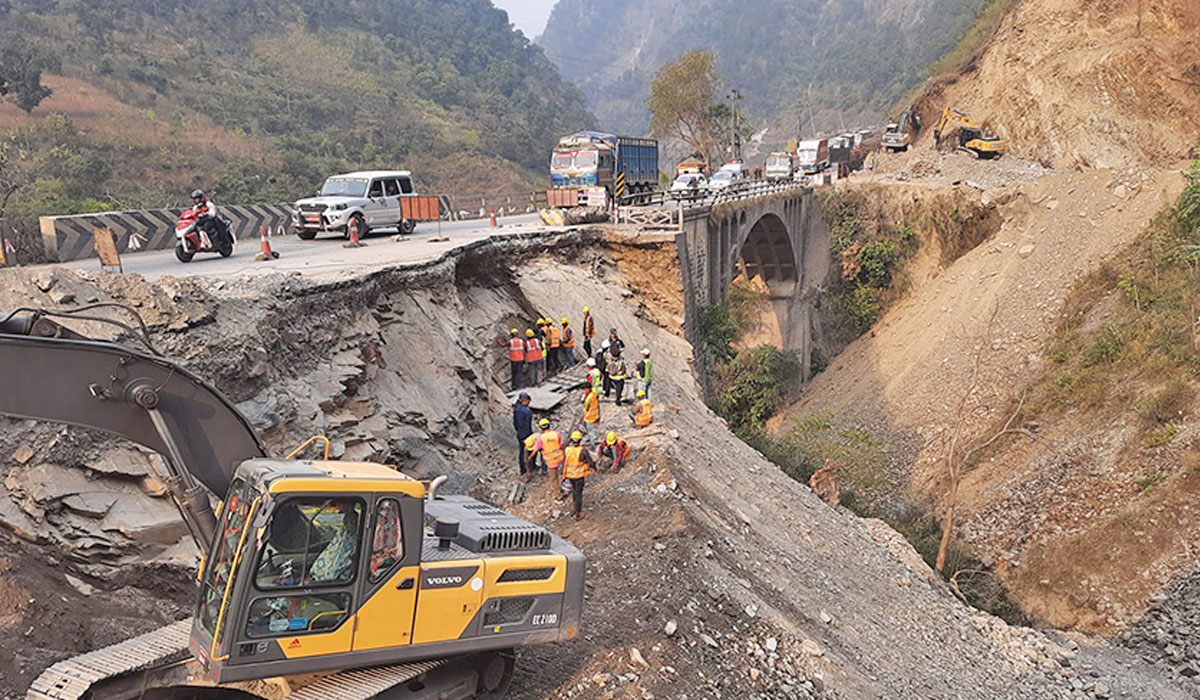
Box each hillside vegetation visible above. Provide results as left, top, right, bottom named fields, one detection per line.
left=540, top=0, right=985, bottom=142
left=0, top=0, right=592, bottom=258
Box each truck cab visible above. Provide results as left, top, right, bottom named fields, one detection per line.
left=796, top=139, right=830, bottom=174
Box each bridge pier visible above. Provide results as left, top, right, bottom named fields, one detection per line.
left=676, top=188, right=831, bottom=390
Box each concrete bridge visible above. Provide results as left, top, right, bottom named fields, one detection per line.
left=672, top=184, right=832, bottom=383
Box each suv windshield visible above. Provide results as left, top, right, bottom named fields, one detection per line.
left=713, top=171, right=733, bottom=181
left=320, top=178, right=368, bottom=197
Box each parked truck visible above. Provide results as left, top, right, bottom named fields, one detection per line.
left=549, top=131, right=659, bottom=204
left=764, top=151, right=796, bottom=181
left=796, top=138, right=830, bottom=174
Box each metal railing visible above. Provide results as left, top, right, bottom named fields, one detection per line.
left=616, top=179, right=810, bottom=230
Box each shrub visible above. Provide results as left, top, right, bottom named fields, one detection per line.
left=715, top=345, right=801, bottom=432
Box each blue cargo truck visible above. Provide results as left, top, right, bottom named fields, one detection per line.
left=549, top=131, right=659, bottom=204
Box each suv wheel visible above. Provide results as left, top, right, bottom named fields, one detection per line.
left=344, top=213, right=368, bottom=240
left=400, top=219, right=416, bottom=235
left=296, top=226, right=317, bottom=240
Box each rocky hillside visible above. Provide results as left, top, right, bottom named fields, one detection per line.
left=912, top=0, right=1200, bottom=169
left=0, top=0, right=591, bottom=242
left=539, top=0, right=985, bottom=140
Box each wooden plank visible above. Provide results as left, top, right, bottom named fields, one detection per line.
left=91, top=228, right=122, bottom=271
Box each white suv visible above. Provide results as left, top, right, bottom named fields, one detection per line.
left=292, top=170, right=418, bottom=239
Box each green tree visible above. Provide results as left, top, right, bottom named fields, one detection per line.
left=0, top=36, right=59, bottom=113
left=648, top=50, right=722, bottom=174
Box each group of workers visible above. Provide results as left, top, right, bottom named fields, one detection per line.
left=509, top=306, right=657, bottom=521
left=507, top=308, right=596, bottom=390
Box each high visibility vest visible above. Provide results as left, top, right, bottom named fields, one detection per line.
left=608, top=439, right=630, bottom=462
left=639, top=357, right=653, bottom=383
left=587, top=368, right=602, bottom=390
left=634, top=398, right=654, bottom=426
left=563, top=445, right=593, bottom=479
left=583, top=314, right=595, bottom=339
left=526, top=338, right=544, bottom=362
left=562, top=326, right=575, bottom=348
left=548, top=325, right=561, bottom=348
left=583, top=391, right=600, bottom=423
left=541, top=430, right=564, bottom=467
left=608, top=358, right=626, bottom=380
left=508, top=337, right=526, bottom=362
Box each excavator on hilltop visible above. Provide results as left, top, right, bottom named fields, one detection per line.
left=0, top=306, right=585, bottom=700
left=933, top=107, right=1006, bottom=159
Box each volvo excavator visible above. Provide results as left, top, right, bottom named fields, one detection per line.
left=0, top=306, right=585, bottom=700
left=933, top=107, right=1006, bottom=159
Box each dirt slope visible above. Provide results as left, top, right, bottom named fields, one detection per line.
left=913, top=0, right=1200, bottom=169
left=0, top=231, right=1188, bottom=699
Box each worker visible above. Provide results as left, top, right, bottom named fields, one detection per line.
left=596, top=340, right=612, bottom=396
left=561, top=431, right=595, bottom=521
left=561, top=317, right=576, bottom=366
left=513, top=392, right=533, bottom=479
left=599, top=431, right=632, bottom=472
left=630, top=389, right=654, bottom=427
left=634, top=347, right=654, bottom=399
left=608, top=347, right=627, bottom=406
left=546, top=317, right=562, bottom=374
left=537, top=418, right=565, bottom=486
left=607, top=328, right=626, bottom=353
left=582, top=306, right=596, bottom=356
left=585, top=357, right=602, bottom=393
left=525, top=329, right=545, bottom=385
left=507, top=328, right=526, bottom=390
left=582, top=387, right=601, bottom=447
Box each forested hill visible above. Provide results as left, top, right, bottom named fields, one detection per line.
left=0, top=0, right=592, bottom=235
left=540, top=0, right=985, bottom=139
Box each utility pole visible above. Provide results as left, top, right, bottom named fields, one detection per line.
left=727, top=89, right=742, bottom=161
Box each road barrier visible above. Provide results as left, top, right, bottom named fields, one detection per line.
left=39, top=204, right=292, bottom=262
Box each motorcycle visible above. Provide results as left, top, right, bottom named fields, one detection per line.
left=174, top=208, right=234, bottom=262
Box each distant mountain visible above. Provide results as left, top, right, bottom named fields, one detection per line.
left=0, top=0, right=592, bottom=240
left=540, top=0, right=984, bottom=145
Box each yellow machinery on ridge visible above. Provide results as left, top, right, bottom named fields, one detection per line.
left=933, top=107, right=1006, bottom=159
left=0, top=308, right=584, bottom=700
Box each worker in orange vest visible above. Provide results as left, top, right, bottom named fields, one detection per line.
left=629, top=390, right=654, bottom=427
left=561, top=317, right=576, bottom=365
left=599, top=431, right=631, bottom=472
left=546, top=318, right=562, bottom=374
left=507, top=328, right=526, bottom=390
left=561, top=431, right=596, bottom=520
left=582, top=306, right=596, bottom=356
left=524, top=329, right=545, bottom=385
left=530, top=418, right=565, bottom=486
left=582, top=387, right=601, bottom=447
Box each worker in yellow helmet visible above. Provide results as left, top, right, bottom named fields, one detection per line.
left=525, top=329, right=545, bottom=385
left=629, top=389, right=653, bottom=427
left=561, top=431, right=595, bottom=520
left=582, top=306, right=596, bottom=356
left=561, top=317, right=576, bottom=365
left=599, top=431, right=631, bottom=472
left=506, top=328, right=525, bottom=390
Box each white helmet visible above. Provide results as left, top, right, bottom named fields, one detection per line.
left=586, top=357, right=596, bottom=367
left=641, top=348, right=650, bottom=356
left=601, top=340, right=611, bottom=349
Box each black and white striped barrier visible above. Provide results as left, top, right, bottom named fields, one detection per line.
left=38, top=203, right=293, bottom=262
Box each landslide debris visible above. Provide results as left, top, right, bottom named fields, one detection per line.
left=0, top=230, right=1187, bottom=699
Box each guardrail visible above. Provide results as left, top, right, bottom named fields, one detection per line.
left=616, top=179, right=810, bottom=230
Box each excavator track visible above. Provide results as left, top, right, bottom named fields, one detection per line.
left=27, top=619, right=512, bottom=700
left=27, top=620, right=193, bottom=700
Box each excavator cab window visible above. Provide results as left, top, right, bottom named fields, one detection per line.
left=196, top=478, right=260, bottom=638
left=255, top=498, right=364, bottom=589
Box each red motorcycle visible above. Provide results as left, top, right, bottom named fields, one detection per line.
left=174, top=208, right=234, bottom=262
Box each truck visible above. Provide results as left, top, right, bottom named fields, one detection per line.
left=764, top=151, right=796, bottom=181
left=549, top=131, right=659, bottom=204
left=1, top=308, right=585, bottom=700
left=796, top=138, right=830, bottom=174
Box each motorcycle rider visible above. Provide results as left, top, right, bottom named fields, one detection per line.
left=190, top=189, right=229, bottom=248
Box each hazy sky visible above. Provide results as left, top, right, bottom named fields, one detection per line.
left=492, top=0, right=558, bottom=39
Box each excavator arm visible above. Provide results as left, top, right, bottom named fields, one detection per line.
left=0, top=309, right=267, bottom=546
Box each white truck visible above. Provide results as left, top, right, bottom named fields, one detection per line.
left=292, top=170, right=419, bottom=240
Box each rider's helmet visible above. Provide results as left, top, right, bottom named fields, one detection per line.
left=191, top=189, right=205, bottom=202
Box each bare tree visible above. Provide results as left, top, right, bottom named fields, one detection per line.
left=648, top=51, right=722, bottom=175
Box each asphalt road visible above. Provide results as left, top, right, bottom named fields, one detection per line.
left=62, top=214, right=544, bottom=282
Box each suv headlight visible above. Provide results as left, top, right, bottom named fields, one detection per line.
left=334, top=203, right=348, bottom=210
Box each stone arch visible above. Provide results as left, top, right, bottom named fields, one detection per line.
left=734, top=212, right=798, bottom=296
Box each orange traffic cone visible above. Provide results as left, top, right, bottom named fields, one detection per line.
left=489, top=207, right=498, bottom=228
left=254, top=226, right=279, bottom=261
left=344, top=216, right=367, bottom=248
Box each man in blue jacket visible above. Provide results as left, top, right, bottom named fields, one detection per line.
left=513, top=392, right=534, bottom=479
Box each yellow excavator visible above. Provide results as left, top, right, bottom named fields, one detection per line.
left=933, top=107, right=1006, bottom=159
left=0, top=307, right=585, bottom=700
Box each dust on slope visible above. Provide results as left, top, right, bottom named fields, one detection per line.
left=911, top=0, right=1200, bottom=169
